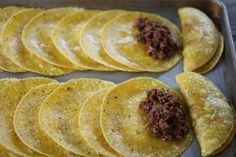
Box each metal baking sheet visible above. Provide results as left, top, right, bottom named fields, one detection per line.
left=0, top=0, right=235, bottom=156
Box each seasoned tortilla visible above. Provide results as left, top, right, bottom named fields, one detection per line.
left=13, top=83, right=79, bottom=157
left=39, top=79, right=115, bottom=156
left=101, top=12, right=182, bottom=72
left=178, top=7, right=219, bottom=72
left=176, top=72, right=235, bottom=156
left=52, top=10, right=113, bottom=71
left=1, top=8, right=74, bottom=76
left=194, top=33, right=224, bottom=74
left=0, top=144, right=20, bottom=157
left=22, top=8, right=80, bottom=69
left=80, top=10, right=137, bottom=71
left=101, top=77, right=193, bottom=157
left=0, top=78, right=55, bottom=157
left=79, top=87, right=121, bottom=157
left=0, top=78, right=17, bottom=91
left=0, top=6, right=26, bottom=72
left=0, top=78, right=19, bottom=156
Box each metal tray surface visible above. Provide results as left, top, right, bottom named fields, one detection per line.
left=0, top=0, right=235, bottom=156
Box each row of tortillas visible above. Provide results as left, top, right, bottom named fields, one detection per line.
left=0, top=73, right=235, bottom=157
left=0, top=6, right=223, bottom=75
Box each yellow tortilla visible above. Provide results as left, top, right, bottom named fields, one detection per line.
left=101, top=12, right=182, bottom=72
left=194, top=33, right=224, bottom=74
left=0, top=77, right=55, bottom=157
left=0, top=6, right=26, bottom=72
left=178, top=7, right=219, bottom=72
left=0, top=144, right=20, bottom=157
left=0, top=78, right=19, bottom=157
left=22, top=8, right=80, bottom=69
left=79, top=87, right=121, bottom=157
left=80, top=10, right=137, bottom=71
left=39, top=79, right=115, bottom=156
left=1, top=8, right=74, bottom=76
left=176, top=72, right=235, bottom=156
left=101, top=77, right=193, bottom=157
left=52, top=10, right=113, bottom=71
left=13, top=83, right=79, bottom=157
left=0, top=78, right=17, bottom=91
left=211, top=114, right=235, bottom=156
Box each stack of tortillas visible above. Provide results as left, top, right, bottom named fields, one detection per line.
left=1, top=73, right=234, bottom=157
left=0, top=6, right=184, bottom=75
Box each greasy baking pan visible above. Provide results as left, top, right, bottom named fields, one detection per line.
left=0, top=0, right=235, bottom=156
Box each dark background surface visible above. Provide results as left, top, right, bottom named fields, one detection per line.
left=222, top=0, right=236, bottom=49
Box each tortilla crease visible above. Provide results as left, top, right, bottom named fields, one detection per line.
left=178, top=7, right=219, bottom=72
left=13, top=83, right=79, bottom=157
left=194, top=33, right=224, bottom=74
left=101, top=11, right=182, bottom=72
left=0, top=78, right=55, bottom=157
left=176, top=72, right=235, bottom=156
left=52, top=10, right=113, bottom=71
left=22, top=7, right=80, bottom=69
left=211, top=111, right=235, bottom=156
left=39, top=79, right=115, bottom=156
left=101, top=77, right=193, bottom=157
left=0, top=6, right=26, bottom=72
left=80, top=10, right=137, bottom=71
left=79, top=87, right=122, bottom=157
left=1, top=8, right=74, bottom=76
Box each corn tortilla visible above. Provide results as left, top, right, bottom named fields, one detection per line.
left=80, top=10, right=137, bottom=71
left=0, top=6, right=26, bottom=72
left=178, top=7, right=219, bottom=72
left=176, top=72, right=235, bottom=156
left=101, top=77, right=193, bottom=157
left=101, top=12, right=182, bottom=72
left=22, top=8, right=80, bottom=69
left=194, top=33, right=224, bottom=74
left=39, top=79, right=115, bottom=156
left=52, top=10, right=113, bottom=71
left=79, top=87, right=121, bottom=157
left=0, top=78, right=55, bottom=157
left=2, top=8, right=74, bottom=76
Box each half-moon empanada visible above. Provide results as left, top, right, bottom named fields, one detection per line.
left=178, top=7, right=219, bottom=72
left=176, top=72, right=235, bottom=156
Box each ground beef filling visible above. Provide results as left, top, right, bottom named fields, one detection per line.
left=140, top=88, right=189, bottom=141
left=134, top=17, right=181, bottom=59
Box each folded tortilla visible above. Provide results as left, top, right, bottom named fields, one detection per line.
left=176, top=72, right=235, bottom=156
left=178, top=7, right=219, bottom=72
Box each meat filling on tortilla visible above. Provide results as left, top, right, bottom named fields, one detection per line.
left=140, top=88, right=189, bottom=141
left=135, top=17, right=181, bottom=60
